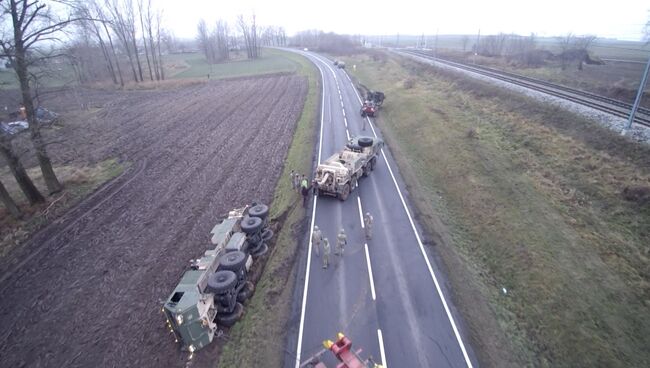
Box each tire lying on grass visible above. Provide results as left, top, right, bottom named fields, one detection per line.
left=237, top=281, right=255, bottom=303
left=250, top=242, right=269, bottom=258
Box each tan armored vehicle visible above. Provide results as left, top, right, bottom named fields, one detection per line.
left=314, top=136, right=383, bottom=200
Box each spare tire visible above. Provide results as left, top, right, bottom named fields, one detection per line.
left=206, top=270, right=237, bottom=294
left=358, top=137, right=373, bottom=147
left=248, top=203, right=269, bottom=220
left=261, top=228, right=274, bottom=241
left=218, top=251, right=247, bottom=271
left=240, top=216, right=263, bottom=234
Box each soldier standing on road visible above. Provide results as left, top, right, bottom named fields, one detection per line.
left=336, top=228, right=347, bottom=256
left=312, top=225, right=322, bottom=257
left=364, top=212, right=374, bottom=240
left=300, top=175, right=309, bottom=190
left=322, top=238, right=331, bottom=269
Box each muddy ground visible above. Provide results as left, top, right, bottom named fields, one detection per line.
left=0, top=74, right=307, bottom=367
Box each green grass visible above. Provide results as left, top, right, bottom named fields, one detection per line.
left=217, top=49, right=319, bottom=368
left=346, top=52, right=650, bottom=367
left=169, top=49, right=302, bottom=80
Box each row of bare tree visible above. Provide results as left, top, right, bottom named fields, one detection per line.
left=290, top=30, right=357, bottom=54
left=68, top=0, right=166, bottom=86
left=196, top=16, right=287, bottom=63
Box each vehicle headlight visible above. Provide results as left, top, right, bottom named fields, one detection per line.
left=176, top=314, right=183, bottom=325
left=188, top=344, right=196, bottom=353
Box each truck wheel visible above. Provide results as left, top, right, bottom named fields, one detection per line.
left=261, top=228, right=274, bottom=241
left=240, top=216, right=263, bottom=234
left=358, top=137, right=373, bottom=147
left=360, top=110, right=366, bottom=117
left=351, top=176, right=358, bottom=189
left=218, top=251, right=247, bottom=272
left=251, top=242, right=268, bottom=258
left=248, top=204, right=269, bottom=220
left=362, top=165, right=370, bottom=177
left=217, top=302, right=244, bottom=327
left=207, top=270, right=237, bottom=294
left=237, top=281, right=255, bottom=303
left=370, top=156, right=377, bottom=170
left=339, top=184, right=350, bottom=201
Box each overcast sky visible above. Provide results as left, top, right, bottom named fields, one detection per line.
left=156, top=0, right=649, bottom=41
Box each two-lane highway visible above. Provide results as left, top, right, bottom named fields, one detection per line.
left=290, top=51, right=476, bottom=368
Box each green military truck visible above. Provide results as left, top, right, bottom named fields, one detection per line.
left=162, top=203, right=273, bottom=353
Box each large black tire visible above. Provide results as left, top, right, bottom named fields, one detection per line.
left=218, top=251, right=247, bottom=272
left=217, top=302, right=244, bottom=327
left=237, top=281, right=255, bottom=303
left=360, top=109, right=366, bottom=118
left=358, top=137, right=373, bottom=147
left=206, top=270, right=237, bottom=294
left=338, top=184, right=350, bottom=201
left=248, top=203, right=269, bottom=220
left=362, top=164, right=370, bottom=177
left=240, top=216, right=263, bottom=234
left=370, top=156, right=377, bottom=170
left=251, top=242, right=269, bottom=258
left=261, top=228, right=274, bottom=241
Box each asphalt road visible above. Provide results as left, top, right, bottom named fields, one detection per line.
left=289, top=51, right=478, bottom=367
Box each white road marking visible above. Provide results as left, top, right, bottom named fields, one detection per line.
left=294, top=60, right=326, bottom=368
left=377, top=329, right=388, bottom=368
left=337, top=55, right=474, bottom=368
left=364, top=244, right=376, bottom=301
left=357, top=196, right=365, bottom=228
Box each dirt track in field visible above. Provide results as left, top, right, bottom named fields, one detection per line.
left=0, top=74, right=307, bottom=367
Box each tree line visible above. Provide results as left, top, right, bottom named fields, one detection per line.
left=0, top=0, right=171, bottom=219
left=196, top=14, right=287, bottom=63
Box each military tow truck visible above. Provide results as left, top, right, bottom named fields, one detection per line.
left=314, top=136, right=383, bottom=200
left=162, top=202, right=273, bottom=353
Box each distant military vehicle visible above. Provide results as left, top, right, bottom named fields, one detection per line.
left=162, top=203, right=273, bottom=353
left=314, top=136, right=383, bottom=200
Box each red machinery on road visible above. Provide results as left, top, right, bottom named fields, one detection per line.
left=300, top=333, right=383, bottom=368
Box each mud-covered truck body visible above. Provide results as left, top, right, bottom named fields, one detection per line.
left=162, top=203, right=273, bottom=353
left=314, top=136, right=383, bottom=200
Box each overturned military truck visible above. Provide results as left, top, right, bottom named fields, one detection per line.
left=162, top=203, right=273, bottom=353
left=314, top=136, right=383, bottom=200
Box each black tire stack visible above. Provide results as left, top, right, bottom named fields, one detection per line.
left=243, top=203, right=273, bottom=258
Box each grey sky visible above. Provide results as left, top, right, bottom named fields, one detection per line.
left=156, top=0, right=648, bottom=41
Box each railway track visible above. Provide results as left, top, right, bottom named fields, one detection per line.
left=401, top=49, right=650, bottom=128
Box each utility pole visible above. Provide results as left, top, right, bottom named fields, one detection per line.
left=474, top=29, right=481, bottom=64
left=434, top=29, right=439, bottom=57
left=622, top=54, right=650, bottom=135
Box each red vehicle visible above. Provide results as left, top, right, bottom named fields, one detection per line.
left=360, top=100, right=376, bottom=118
left=300, top=333, right=383, bottom=368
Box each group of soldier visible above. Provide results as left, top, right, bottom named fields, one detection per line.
left=311, top=212, right=374, bottom=269
left=290, top=170, right=315, bottom=206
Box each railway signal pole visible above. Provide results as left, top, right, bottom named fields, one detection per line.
left=622, top=54, right=650, bottom=135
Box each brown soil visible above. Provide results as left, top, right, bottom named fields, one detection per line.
left=0, top=74, right=307, bottom=367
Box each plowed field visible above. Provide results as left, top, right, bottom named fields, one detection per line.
left=0, top=74, right=307, bottom=367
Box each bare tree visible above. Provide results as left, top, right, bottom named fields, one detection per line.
left=0, top=136, right=45, bottom=204
left=106, top=0, right=141, bottom=82
left=557, top=33, right=573, bottom=70
left=237, top=14, right=260, bottom=59
left=0, top=0, right=77, bottom=194
left=0, top=178, right=22, bottom=219
left=197, top=19, right=211, bottom=61
left=461, top=35, right=469, bottom=52
left=137, top=0, right=153, bottom=81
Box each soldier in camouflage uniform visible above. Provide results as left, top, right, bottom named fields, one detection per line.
left=336, top=228, right=347, bottom=256
left=312, top=225, right=322, bottom=257
left=322, top=238, right=331, bottom=269
left=364, top=212, right=373, bottom=240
